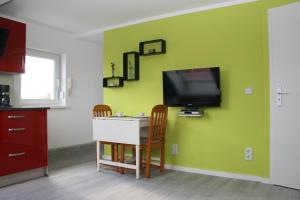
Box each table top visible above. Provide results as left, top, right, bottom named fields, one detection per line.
left=93, top=115, right=149, bottom=145
left=93, top=116, right=149, bottom=121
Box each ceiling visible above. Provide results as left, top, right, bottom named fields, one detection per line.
left=0, top=0, right=9, bottom=5
left=0, top=0, right=254, bottom=44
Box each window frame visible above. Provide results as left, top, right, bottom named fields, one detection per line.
left=14, top=48, right=64, bottom=107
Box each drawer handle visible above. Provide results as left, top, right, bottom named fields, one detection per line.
left=8, top=115, right=25, bottom=119
left=21, top=55, right=25, bottom=71
left=8, top=128, right=26, bottom=132
left=8, top=152, right=26, bottom=157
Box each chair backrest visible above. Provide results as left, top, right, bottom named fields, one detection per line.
left=93, top=104, right=112, bottom=117
left=148, top=105, right=168, bottom=143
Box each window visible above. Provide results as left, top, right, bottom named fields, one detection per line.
left=15, top=49, right=65, bottom=107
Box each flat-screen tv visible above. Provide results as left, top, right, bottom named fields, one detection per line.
left=163, top=67, right=221, bottom=107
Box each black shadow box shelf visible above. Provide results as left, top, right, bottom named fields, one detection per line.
left=103, top=76, right=124, bottom=88
left=139, top=39, right=166, bottom=56
left=123, top=51, right=139, bottom=81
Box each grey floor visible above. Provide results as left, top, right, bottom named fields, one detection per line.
left=0, top=147, right=299, bottom=200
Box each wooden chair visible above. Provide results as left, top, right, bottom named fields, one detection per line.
left=121, top=105, right=168, bottom=178
left=93, top=104, right=118, bottom=170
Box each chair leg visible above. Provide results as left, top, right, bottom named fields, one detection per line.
left=113, top=144, right=119, bottom=172
left=145, top=145, right=151, bottom=178
left=132, top=147, right=136, bottom=158
left=110, top=144, right=114, bottom=161
left=120, top=144, right=125, bottom=174
left=140, top=148, right=143, bottom=170
left=160, top=144, right=165, bottom=173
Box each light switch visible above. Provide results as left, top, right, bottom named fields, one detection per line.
left=245, top=87, right=253, bottom=95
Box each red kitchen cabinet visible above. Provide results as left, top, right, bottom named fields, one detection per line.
left=0, top=110, right=48, bottom=176
left=0, top=17, right=26, bottom=73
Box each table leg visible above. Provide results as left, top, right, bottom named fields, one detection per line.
left=97, top=141, right=104, bottom=172
left=96, top=141, right=100, bottom=172
left=136, top=145, right=140, bottom=179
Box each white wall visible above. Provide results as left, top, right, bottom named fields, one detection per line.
left=0, top=18, right=103, bottom=149
left=0, top=74, right=14, bottom=102
left=0, top=74, right=13, bottom=86
left=27, top=22, right=103, bottom=149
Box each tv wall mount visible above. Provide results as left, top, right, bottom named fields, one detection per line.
left=178, top=107, right=204, bottom=117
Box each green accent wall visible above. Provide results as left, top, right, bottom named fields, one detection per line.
left=103, top=0, right=299, bottom=177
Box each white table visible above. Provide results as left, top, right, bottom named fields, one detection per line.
left=93, top=116, right=149, bottom=179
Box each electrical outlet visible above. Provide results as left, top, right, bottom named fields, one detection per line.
left=245, top=87, right=253, bottom=95
left=245, top=147, right=253, bottom=161
left=172, top=144, right=178, bottom=155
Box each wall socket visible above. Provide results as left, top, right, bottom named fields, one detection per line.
left=172, top=144, right=178, bottom=155
left=245, top=147, right=253, bottom=161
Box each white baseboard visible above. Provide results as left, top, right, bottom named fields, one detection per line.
left=164, top=164, right=269, bottom=184
left=102, top=154, right=269, bottom=184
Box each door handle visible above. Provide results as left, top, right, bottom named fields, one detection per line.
left=276, top=92, right=289, bottom=95
left=8, top=152, right=26, bottom=157
left=276, top=85, right=290, bottom=107
left=8, top=128, right=26, bottom=132
left=21, top=55, right=25, bottom=71
left=8, top=115, right=25, bottom=119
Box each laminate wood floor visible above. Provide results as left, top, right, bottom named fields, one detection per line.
left=0, top=149, right=299, bottom=200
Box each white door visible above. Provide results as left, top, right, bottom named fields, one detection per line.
left=269, top=2, right=300, bottom=190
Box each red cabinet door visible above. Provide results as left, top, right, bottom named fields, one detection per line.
left=0, top=144, right=47, bottom=176
left=0, top=17, right=26, bottom=73
left=0, top=110, right=48, bottom=176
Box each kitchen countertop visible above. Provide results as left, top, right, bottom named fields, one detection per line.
left=0, top=106, right=50, bottom=111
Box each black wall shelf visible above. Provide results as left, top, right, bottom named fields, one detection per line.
left=139, top=39, right=166, bottom=56
left=123, top=51, right=139, bottom=81
left=103, top=76, right=124, bottom=88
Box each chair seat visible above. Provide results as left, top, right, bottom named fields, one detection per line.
left=141, top=138, right=163, bottom=147
left=124, top=137, right=163, bottom=147
left=141, top=137, right=148, bottom=145
left=100, top=141, right=115, bottom=144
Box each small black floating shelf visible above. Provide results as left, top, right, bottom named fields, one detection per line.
left=123, top=51, right=139, bottom=81
left=103, top=76, right=124, bottom=88
left=139, top=39, right=166, bottom=56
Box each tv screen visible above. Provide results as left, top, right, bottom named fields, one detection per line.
left=163, top=67, right=221, bottom=107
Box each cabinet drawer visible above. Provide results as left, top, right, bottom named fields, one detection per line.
left=0, top=110, right=44, bottom=125
left=0, top=111, right=47, bottom=146
left=0, top=144, right=47, bottom=176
